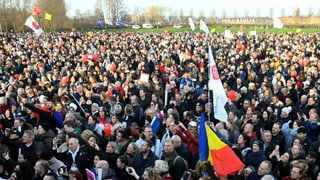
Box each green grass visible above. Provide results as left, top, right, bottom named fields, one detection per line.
left=101, top=26, right=320, bottom=34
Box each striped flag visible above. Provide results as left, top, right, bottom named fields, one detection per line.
left=116, top=19, right=124, bottom=26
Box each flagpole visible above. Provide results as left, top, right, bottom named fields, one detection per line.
left=207, top=40, right=211, bottom=122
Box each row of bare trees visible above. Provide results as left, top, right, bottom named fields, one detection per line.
left=1, top=0, right=320, bottom=32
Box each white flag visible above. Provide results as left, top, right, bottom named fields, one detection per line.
left=189, top=18, right=195, bottom=31
left=208, top=46, right=228, bottom=122
left=24, top=15, right=44, bottom=35
left=103, top=12, right=113, bottom=25
left=104, top=18, right=113, bottom=26
left=273, top=18, right=283, bottom=29
left=200, top=19, right=209, bottom=34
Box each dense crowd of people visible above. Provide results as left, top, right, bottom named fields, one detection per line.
left=0, top=30, right=319, bottom=180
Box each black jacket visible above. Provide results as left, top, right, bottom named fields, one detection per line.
left=133, top=151, right=158, bottom=176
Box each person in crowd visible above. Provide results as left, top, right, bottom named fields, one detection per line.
left=281, top=160, right=309, bottom=180
left=33, top=159, right=51, bottom=180
left=244, top=140, right=266, bottom=170
left=247, top=160, right=275, bottom=180
left=154, top=160, right=172, bottom=180
left=115, top=155, right=136, bottom=180
left=104, top=141, right=120, bottom=170
left=161, top=139, right=188, bottom=180
left=132, top=139, right=158, bottom=176
left=95, top=160, right=117, bottom=180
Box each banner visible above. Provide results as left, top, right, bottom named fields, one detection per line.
left=24, top=15, right=44, bottom=35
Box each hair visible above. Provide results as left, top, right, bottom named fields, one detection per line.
left=107, top=141, right=120, bottom=154
left=261, top=160, right=272, bottom=173
left=64, top=120, right=75, bottom=128
left=144, top=167, right=161, bottom=180
left=290, top=160, right=309, bottom=177
left=17, top=161, right=33, bottom=179
left=97, top=160, right=109, bottom=170
left=36, top=159, right=50, bottom=171
left=154, top=160, right=169, bottom=173
left=117, top=155, right=128, bottom=165
left=125, top=104, right=134, bottom=116
left=23, top=129, right=35, bottom=140
left=127, top=142, right=140, bottom=153
left=143, top=139, right=154, bottom=148
left=44, top=172, right=58, bottom=180
left=68, top=170, right=82, bottom=180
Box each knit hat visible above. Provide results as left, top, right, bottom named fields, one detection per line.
left=252, top=140, right=263, bottom=150
left=39, top=123, right=50, bottom=132
left=92, top=103, right=99, bottom=109
left=69, top=102, right=77, bottom=111
left=281, top=107, right=292, bottom=114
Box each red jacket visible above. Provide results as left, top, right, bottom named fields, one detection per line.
left=177, top=129, right=199, bottom=154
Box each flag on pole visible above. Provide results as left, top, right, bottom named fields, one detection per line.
left=103, top=13, right=113, bottom=26
left=208, top=46, right=228, bottom=122
left=200, top=19, right=209, bottom=34
left=199, top=113, right=208, bottom=162
left=116, top=19, right=124, bottom=26
left=24, top=15, right=44, bottom=35
left=97, top=19, right=103, bottom=28
left=198, top=115, right=244, bottom=177
left=45, top=13, right=52, bottom=21
left=188, top=18, right=195, bottom=31
left=105, top=19, right=113, bottom=25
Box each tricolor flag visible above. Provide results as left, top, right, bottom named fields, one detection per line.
left=200, top=19, right=209, bottom=34
left=24, top=15, right=44, bottom=35
left=188, top=18, right=195, bottom=31
left=208, top=46, right=228, bottom=122
left=45, top=13, right=52, bottom=21
left=199, top=114, right=244, bottom=177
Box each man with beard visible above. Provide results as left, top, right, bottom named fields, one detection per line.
left=132, top=139, right=158, bottom=176
left=161, top=139, right=187, bottom=180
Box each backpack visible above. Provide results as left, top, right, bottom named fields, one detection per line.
left=173, top=155, right=189, bottom=170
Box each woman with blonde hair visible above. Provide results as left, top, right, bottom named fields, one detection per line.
left=124, top=142, right=140, bottom=166
left=154, top=160, right=172, bottom=180
left=104, top=141, right=120, bottom=170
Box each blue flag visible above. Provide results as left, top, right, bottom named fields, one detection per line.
left=116, top=19, right=124, bottom=26
left=97, top=19, right=103, bottom=28
left=199, top=113, right=208, bottom=162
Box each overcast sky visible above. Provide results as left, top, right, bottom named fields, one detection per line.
left=65, top=0, right=320, bottom=18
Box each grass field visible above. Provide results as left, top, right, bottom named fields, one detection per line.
left=103, top=26, right=320, bottom=34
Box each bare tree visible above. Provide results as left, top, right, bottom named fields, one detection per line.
left=281, top=8, right=286, bottom=17
left=269, top=7, right=274, bottom=18
left=222, top=9, right=227, bottom=18
left=36, top=0, right=68, bottom=31
left=142, top=6, right=164, bottom=24
left=210, top=9, right=216, bottom=18
left=233, top=9, right=238, bottom=18
left=100, top=0, right=125, bottom=23
left=188, top=8, right=194, bottom=18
